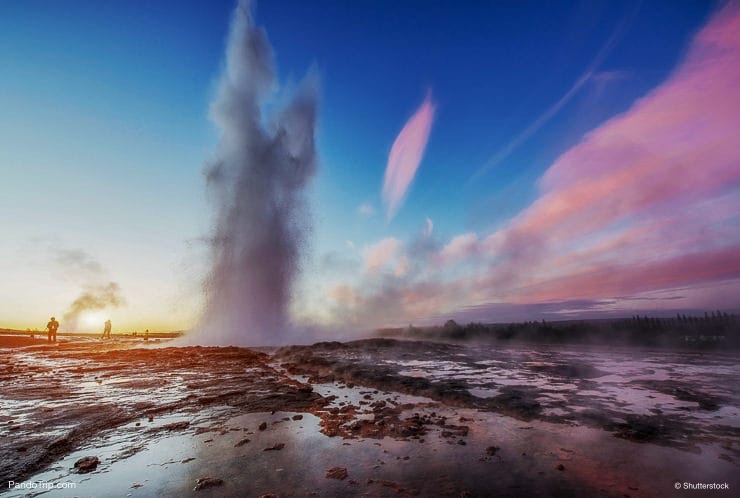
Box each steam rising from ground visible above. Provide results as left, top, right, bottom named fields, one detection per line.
left=196, top=0, right=318, bottom=346
left=62, top=282, right=125, bottom=332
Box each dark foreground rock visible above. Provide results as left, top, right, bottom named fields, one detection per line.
left=325, top=466, right=348, bottom=480
left=193, top=477, right=223, bottom=490
left=73, top=455, right=99, bottom=473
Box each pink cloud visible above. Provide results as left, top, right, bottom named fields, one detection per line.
left=327, top=284, right=359, bottom=306
left=438, top=233, right=479, bottom=264
left=382, top=94, right=435, bottom=220
left=363, top=237, right=403, bottom=273
left=506, top=244, right=740, bottom=303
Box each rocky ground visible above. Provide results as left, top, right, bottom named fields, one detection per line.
left=1, top=336, right=738, bottom=497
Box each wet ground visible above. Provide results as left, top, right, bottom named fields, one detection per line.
left=278, top=339, right=740, bottom=450
left=1, top=336, right=738, bottom=497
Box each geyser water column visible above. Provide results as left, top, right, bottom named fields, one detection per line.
left=198, top=0, right=318, bottom=346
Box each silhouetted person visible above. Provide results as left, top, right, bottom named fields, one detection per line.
left=46, top=317, right=59, bottom=342
left=102, top=319, right=112, bottom=339
left=144, top=329, right=149, bottom=341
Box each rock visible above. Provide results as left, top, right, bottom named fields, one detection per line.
left=258, top=422, right=268, bottom=431
left=325, top=467, right=348, bottom=480
left=556, top=464, right=565, bottom=471
left=292, top=414, right=303, bottom=420
left=485, top=446, right=500, bottom=455
left=234, top=438, right=251, bottom=447
left=263, top=443, right=285, bottom=451
left=160, top=421, right=189, bottom=431
left=193, top=477, right=223, bottom=491
left=74, top=456, right=100, bottom=473
left=259, top=494, right=279, bottom=498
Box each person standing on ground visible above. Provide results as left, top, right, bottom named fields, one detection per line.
left=102, top=319, right=112, bottom=339
left=46, top=317, right=59, bottom=342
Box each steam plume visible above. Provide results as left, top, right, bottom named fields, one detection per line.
left=62, top=282, right=125, bottom=331
left=197, top=0, right=319, bottom=345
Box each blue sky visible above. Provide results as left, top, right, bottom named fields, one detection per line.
left=3, top=0, right=737, bottom=332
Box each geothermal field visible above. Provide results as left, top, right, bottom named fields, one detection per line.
left=1, top=335, right=738, bottom=497
left=3, top=0, right=740, bottom=497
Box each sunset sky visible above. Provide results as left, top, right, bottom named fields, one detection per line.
left=1, top=0, right=738, bottom=332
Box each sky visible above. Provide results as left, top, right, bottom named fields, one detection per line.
left=1, top=0, right=738, bottom=333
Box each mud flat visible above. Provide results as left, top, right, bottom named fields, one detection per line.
left=1, top=338, right=738, bottom=497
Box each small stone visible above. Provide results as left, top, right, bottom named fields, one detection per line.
left=259, top=422, right=268, bottom=431
left=556, top=464, right=565, bottom=471
left=193, top=477, right=223, bottom=491
left=263, top=443, right=285, bottom=451
left=74, top=456, right=100, bottom=473
left=292, top=414, right=303, bottom=420
left=326, top=467, right=348, bottom=480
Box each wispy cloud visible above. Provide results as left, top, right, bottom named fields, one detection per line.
left=54, top=248, right=104, bottom=277
left=470, top=4, right=639, bottom=181
left=357, top=201, right=376, bottom=218
left=422, top=217, right=434, bottom=239
left=382, top=94, right=435, bottom=220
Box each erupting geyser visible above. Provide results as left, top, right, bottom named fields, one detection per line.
left=197, top=0, right=319, bottom=346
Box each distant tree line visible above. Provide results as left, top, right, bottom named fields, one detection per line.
left=380, top=312, right=740, bottom=350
